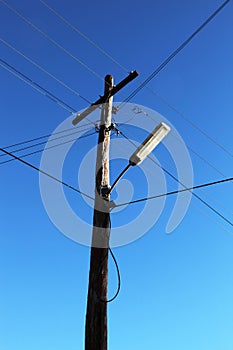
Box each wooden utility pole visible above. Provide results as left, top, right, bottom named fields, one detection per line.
left=85, top=75, right=113, bottom=350
left=79, top=71, right=139, bottom=350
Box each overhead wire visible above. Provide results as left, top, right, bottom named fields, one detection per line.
left=114, top=177, right=233, bottom=207
left=0, top=0, right=231, bottom=229
left=0, top=129, right=97, bottom=166
left=37, top=0, right=233, bottom=162
left=116, top=124, right=233, bottom=215
left=0, top=0, right=104, bottom=82
left=116, top=173, right=233, bottom=235
left=39, top=0, right=128, bottom=73
left=119, top=0, right=231, bottom=105
left=191, top=199, right=233, bottom=236
left=143, top=87, right=233, bottom=157
left=0, top=57, right=77, bottom=113
left=0, top=126, right=94, bottom=157
left=118, top=129, right=233, bottom=227
left=0, top=48, right=229, bottom=181
left=0, top=121, right=94, bottom=150
left=0, top=38, right=91, bottom=105
left=122, top=107, right=232, bottom=179
left=0, top=147, right=94, bottom=201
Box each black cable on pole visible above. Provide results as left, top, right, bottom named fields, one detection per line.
left=108, top=163, right=131, bottom=195
left=0, top=147, right=94, bottom=201
left=95, top=218, right=121, bottom=303
left=107, top=248, right=121, bottom=303
left=120, top=0, right=231, bottom=105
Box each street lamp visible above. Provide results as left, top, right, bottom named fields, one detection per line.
left=109, top=122, right=171, bottom=195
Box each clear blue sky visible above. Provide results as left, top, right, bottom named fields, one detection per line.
left=0, top=0, right=233, bottom=349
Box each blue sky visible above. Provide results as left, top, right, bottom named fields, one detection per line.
left=0, top=0, right=233, bottom=349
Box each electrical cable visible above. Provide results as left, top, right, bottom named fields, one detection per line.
left=143, top=87, right=233, bottom=158
left=95, top=217, right=121, bottom=303
left=109, top=163, right=131, bottom=195
left=39, top=0, right=128, bottom=74
left=115, top=177, right=233, bottom=207
left=118, top=130, right=233, bottom=227
left=0, top=57, right=76, bottom=113
left=2, top=54, right=230, bottom=224
left=2, top=6, right=231, bottom=166
left=123, top=108, right=232, bottom=178
left=0, top=147, right=94, bottom=201
left=0, top=130, right=97, bottom=166
left=0, top=38, right=91, bottom=105
left=0, top=121, right=94, bottom=151
left=0, top=0, right=104, bottom=82
left=2, top=0, right=232, bottom=162
left=107, top=247, right=121, bottom=303
left=114, top=123, right=233, bottom=218
left=0, top=126, right=94, bottom=159
left=0, top=1, right=231, bottom=218
left=1, top=50, right=228, bottom=180
left=191, top=198, right=233, bottom=236
left=119, top=0, right=231, bottom=106
left=39, top=0, right=233, bottom=158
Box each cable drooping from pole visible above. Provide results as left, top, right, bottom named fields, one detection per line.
left=95, top=218, right=121, bottom=303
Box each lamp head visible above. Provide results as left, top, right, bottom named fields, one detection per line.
left=129, top=122, right=171, bottom=166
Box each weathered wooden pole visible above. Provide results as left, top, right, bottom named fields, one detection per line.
left=85, top=74, right=113, bottom=350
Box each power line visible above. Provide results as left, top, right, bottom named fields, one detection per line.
left=120, top=0, right=231, bottom=105
left=115, top=177, right=233, bottom=207
left=0, top=0, right=104, bottom=82
left=0, top=130, right=97, bottom=166
left=0, top=147, right=94, bottom=201
left=1, top=0, right=231, bottom=182
left=0, top=121, right=93, bottom=150
left=118, top=109, right=230, bottom=180
left=0, top=126, right=94, bottom=159
left=39, top=0, right=232, bottom=159
left=0, top=57, right=76, bottom=113
left=115, top=123, right=233, bottom=218
left=118, top=130, right=233, bottom=227
left=115, top=177, right=233, bottom=228
left=0, top=38, right=91, bottom=105
left=143, top=87, right=233, bottom=158
left=39, top=0, right=128, bottom=74
left=2, top=48, right=225, bottom=181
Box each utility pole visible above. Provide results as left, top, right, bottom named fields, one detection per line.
left=72, top=71, right=138, bottom=350
left=72, top=70, right=170, bottom=350
left=85, top=74, right=113, bottom=350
